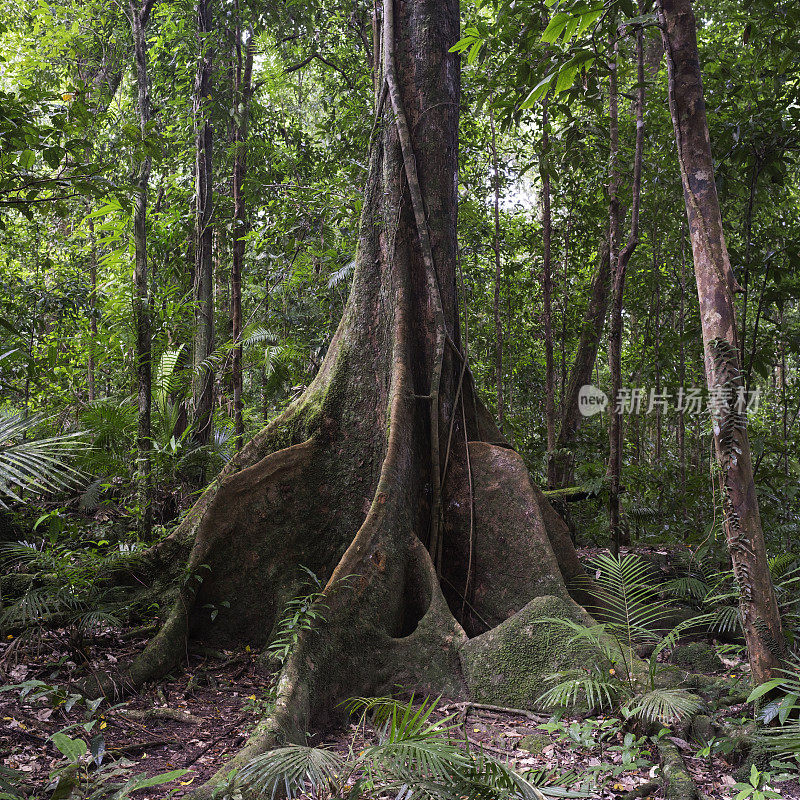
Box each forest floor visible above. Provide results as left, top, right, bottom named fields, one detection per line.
left=1, top=544, right=798, bottom=799
left=2, top=626, right=795, bottom=800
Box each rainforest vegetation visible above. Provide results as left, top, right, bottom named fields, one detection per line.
left=1, top=0, right=800, bottom=798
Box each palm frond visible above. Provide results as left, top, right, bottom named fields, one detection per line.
left=0, top=413, right=85, bottom=506
left=0, top=586, right=79, bottom=627
left=236, top=745, right=345, bottom=800
left=664, top=575, right=709, bottom=600
left=327, top=259, right=355, bottom=288
left=452, top=753, right=546, bottom=800
left=708, top=603, right=741, bottom=634
left=585, top=553, right=672, bottom=646
left=769, top=553, right=799, bottom=579
left=623, top=688, right=701, bottom=725
left=154, top=346, right=185, bottom=411
left=238, top=324, right=279, bottom=349
left=536, top=670, right=624, bottom=712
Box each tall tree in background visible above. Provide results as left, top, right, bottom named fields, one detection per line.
left=489, top=102, right=504, bottom=427
left=192, top=0, right=215, bottom=446
left=541, top=96, right=556, bottom=487
left=550, top=241, right=611, bottom=489
left=608, top=12, right=645, bottom=554
left=129, top=0, right=156, bottom=539
left=231, top=11, right=254, bottom=451
left=658, top=0, right=784, bottom=683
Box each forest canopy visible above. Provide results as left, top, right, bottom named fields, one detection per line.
left=1, top=1, right=800, bottom=799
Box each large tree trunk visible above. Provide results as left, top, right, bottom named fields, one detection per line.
left=658, top=0, right=784, bottom=684
left=103, top=2, right=593, bottom=796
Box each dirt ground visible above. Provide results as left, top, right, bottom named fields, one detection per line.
left=3, top=623, right=794, bottom=800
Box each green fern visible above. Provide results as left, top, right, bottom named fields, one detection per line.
left=536, top=554, right=703, bottom=725
left=235, top=697, right=548, bottom=800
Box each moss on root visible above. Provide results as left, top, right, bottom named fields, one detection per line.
left=459, top=594, right=596, bottom=709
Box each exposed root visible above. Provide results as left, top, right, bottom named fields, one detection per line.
left=657, top=736, right=701, bottom=800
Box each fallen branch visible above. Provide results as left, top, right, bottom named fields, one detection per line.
left=451, top=701, right=548, bottom=723
left=114, top=707, right=203, bottom=725
left=542, top=481, right=624, bottom=502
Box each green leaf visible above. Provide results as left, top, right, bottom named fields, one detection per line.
left=555, top=64, right=579, bottom=94
left=520, top=76, right=554, bottom=109
left=746, top=678, right=784, bottom=704
left=18, top=149, right=35, bottom=170
left=541, top=13, right=571, bottom=44
left=467, top=39, right=483, bottom=65
left=50, top=732, right=88, bottom=763
left=120, top=769, right=189, bottom=792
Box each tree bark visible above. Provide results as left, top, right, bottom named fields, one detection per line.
left=231, top=13, right=253, bottom=451
left=550, top=241, right=611, bottom=488
left=129, top=0, right=156, bottom=540
left=658, top=0, right=784, bottom=683
left=96, top=4, right=595, bottom=797
left=192, top=0, right=215, bottom=447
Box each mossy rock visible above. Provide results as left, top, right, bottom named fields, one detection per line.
left=669, top=642, right=724, bottom=674
left=517, top=732, right=549, bottom=755
left=732, top=744, right=772, bottom=782
left=459, top=594, right=597, bottom=710
left=689, top=714, right=715, bottom=743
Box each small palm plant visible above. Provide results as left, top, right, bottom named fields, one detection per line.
left=536, top=553, right=702, bottom=726
left=0, top=412, right=84, bottom=507
left=234, top=696, right=549, bottom=800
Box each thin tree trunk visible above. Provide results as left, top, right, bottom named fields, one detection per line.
left=551, top=240, right=611, bottom=488
left=87, top=211, right=98, bottom=403
left=489, top=102, right=504, bottom=428
left=781, top=306, right=788, bottom=480
left=745, top=262, right=771, bottom=393
left=658, top=0, right=784, bottom=684
left=192, top=0, right=215, bottom=447
left=676, top=223, right=688, bottom=532
left=130, top=0, right=156, bottom=539
left=608, top=14, right=645, bottom=554
left=541, top=97, right=557, bottom=487
left=560, top=220, right=570, bottom=412
left=653, top=222, right=661, bottom=464
left=739, top=161, right=759, bottom=370
left=231, top=16, right=253, bottom=451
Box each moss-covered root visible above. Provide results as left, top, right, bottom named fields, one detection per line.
left=184, top=534, right=468, bottom=800
left=657, top=737, right=701, bottom=800
left=459, top=594, right=596, bottom=709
